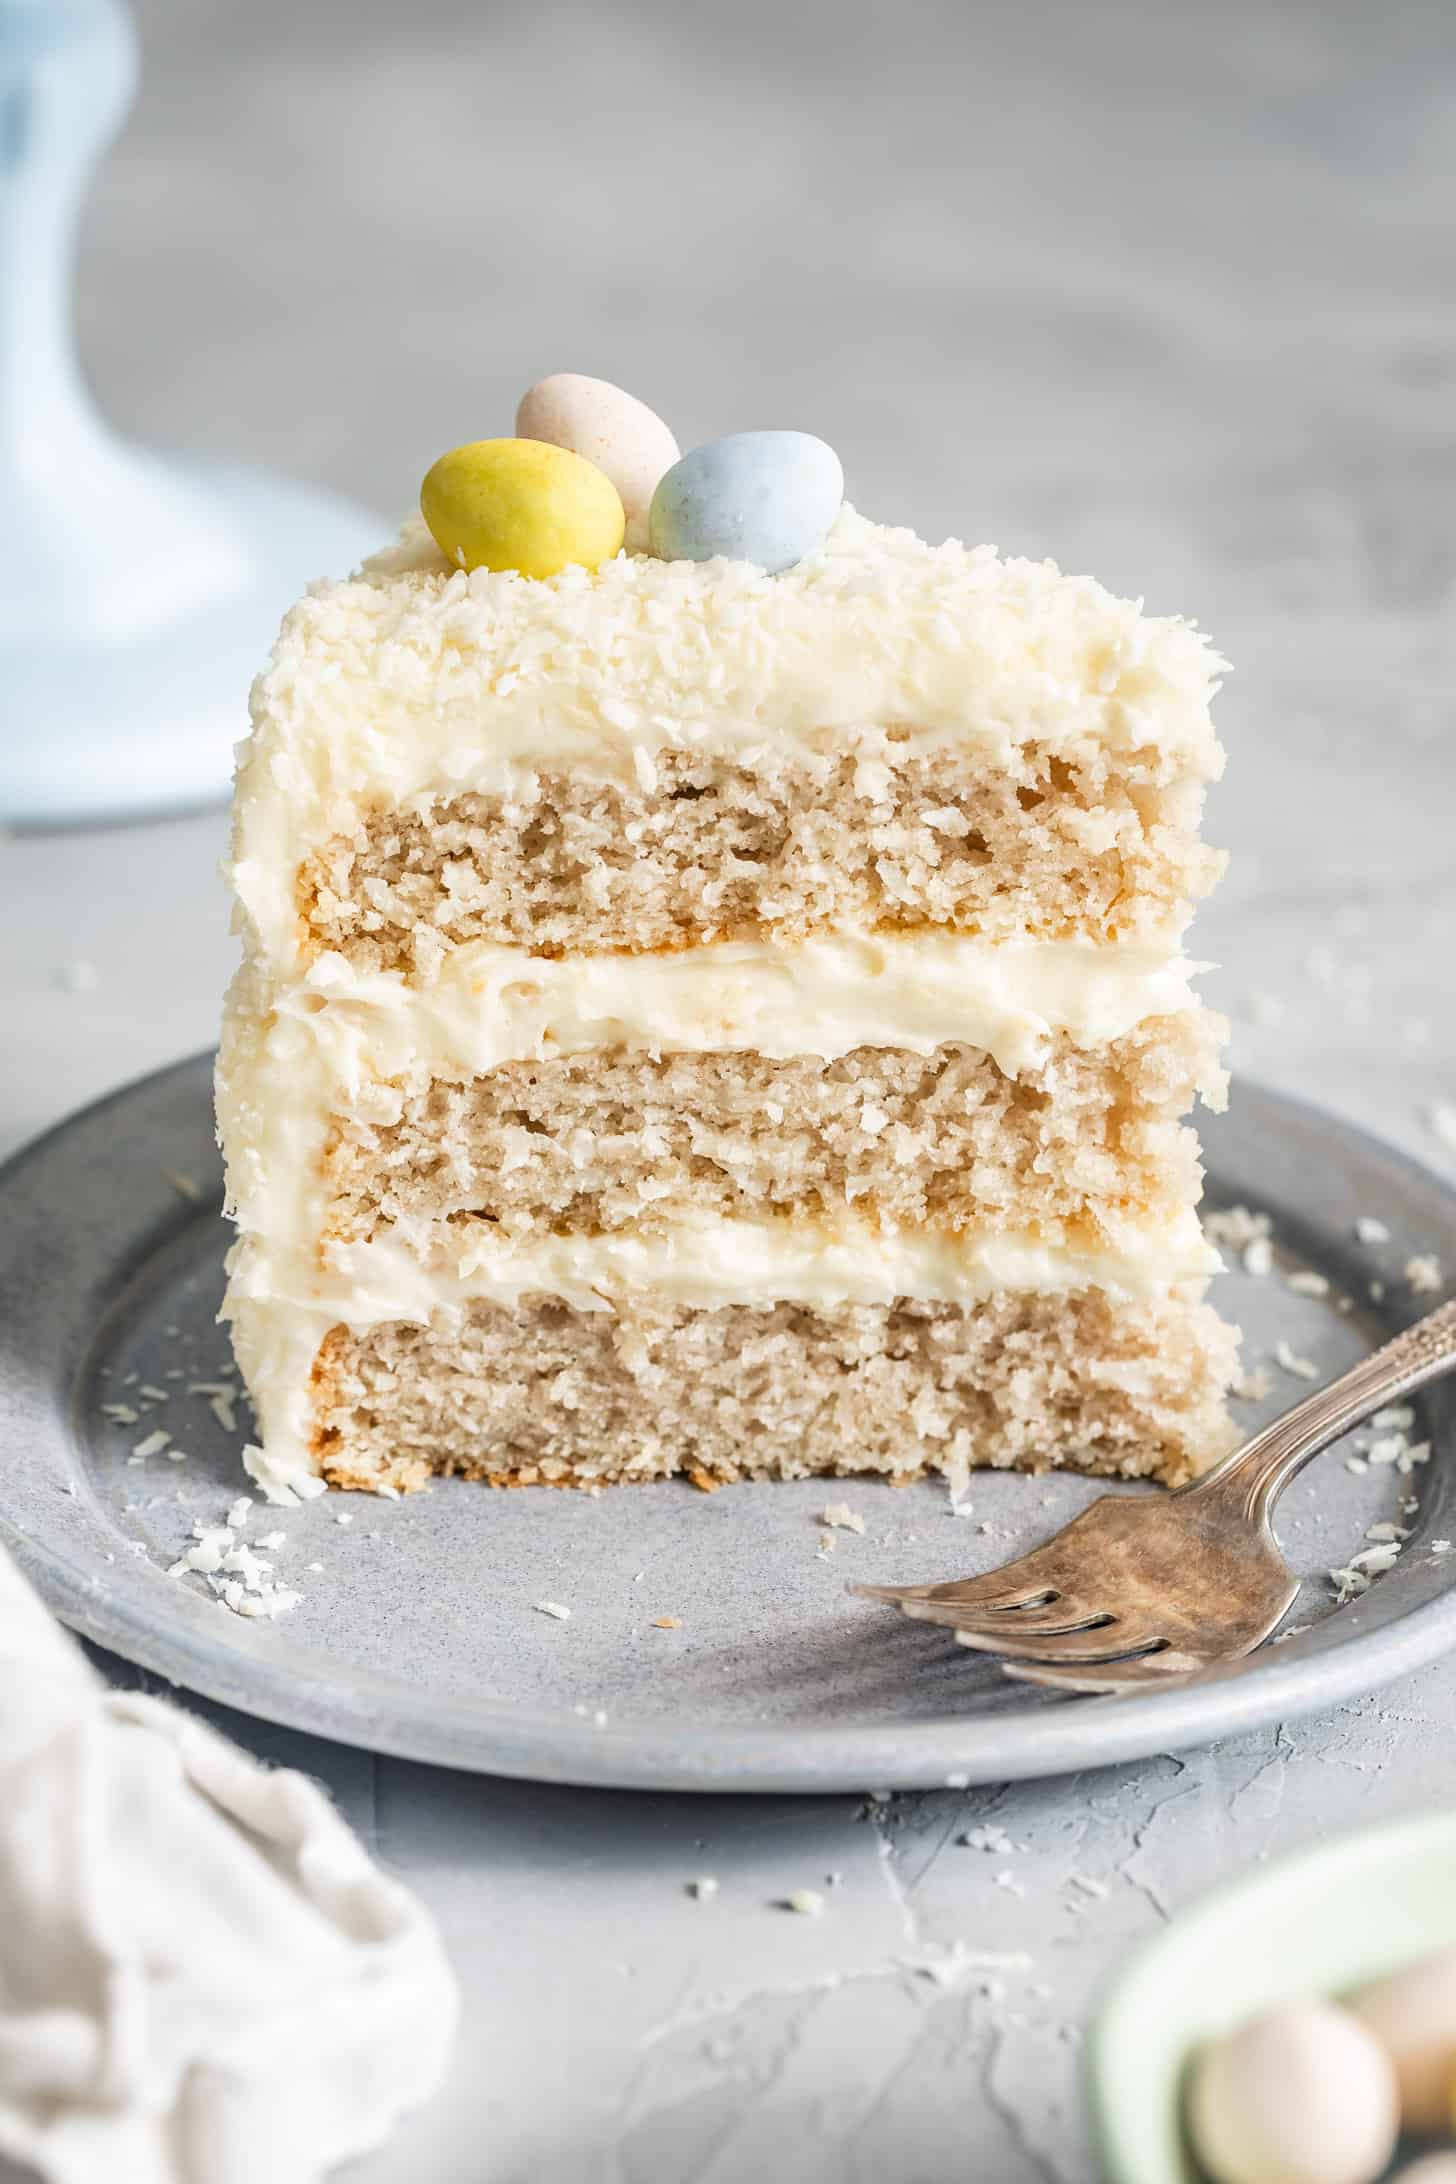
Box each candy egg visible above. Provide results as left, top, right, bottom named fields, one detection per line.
left=1350, top=1944, right=1456, bottom=2132
left=1186, top=2004, right=1399, bottom=2184
left=515, top=373, right=678, bottom=553
left=419, top=438, right=624, bottom=580
left=648, top=431, right=844, bottom=574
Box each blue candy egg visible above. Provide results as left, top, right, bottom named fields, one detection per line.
left=648, top=431, right=844, bottom=572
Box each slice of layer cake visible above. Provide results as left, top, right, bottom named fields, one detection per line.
left=218, top=503, right=1238, bottom=1503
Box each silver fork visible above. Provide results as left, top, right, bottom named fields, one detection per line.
left=850, top=1297, right=1456, bottom=1695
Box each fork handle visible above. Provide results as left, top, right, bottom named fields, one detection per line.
left=1184, top=1296, right=1456, bottom=1527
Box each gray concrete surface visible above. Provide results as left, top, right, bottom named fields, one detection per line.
left=3, top=0, right=1455, bottom=2175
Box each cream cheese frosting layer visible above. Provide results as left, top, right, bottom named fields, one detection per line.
left=306, top=1208, right=1218, bottom=1316
left=227, top=1210, right=1217, bottom=1502
left=231, top=506, right=1226, bottom=968
left=285, top=930, right=1206, bottom=1085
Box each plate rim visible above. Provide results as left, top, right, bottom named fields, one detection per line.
left=4, top=1051, right=1456, bottom=1793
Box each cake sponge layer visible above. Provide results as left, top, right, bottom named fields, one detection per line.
left=299, top=749, right=1221, bottom=972
left=311, top=1288, right=1239, bottom=1496
left=322, top=1013, right=1223, bottom=1252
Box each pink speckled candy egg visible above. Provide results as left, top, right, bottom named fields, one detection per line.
left=516, top=374, right=678, bottom=553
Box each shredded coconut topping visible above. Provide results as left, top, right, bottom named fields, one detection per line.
left=1204, top=1205, right=1272, bottom=1251
left=1273, top=1341, right=1319, bottom=1382
left=960, top=1826, right=1017, bottom=1854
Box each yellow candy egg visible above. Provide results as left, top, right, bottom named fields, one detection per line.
left=419, top=438, right=624, bottom=580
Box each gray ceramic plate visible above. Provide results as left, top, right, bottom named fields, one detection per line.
left=2, top=1056, right=1455, bottom=1793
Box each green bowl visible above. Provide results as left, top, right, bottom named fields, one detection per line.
left=1088, top=1809, right=1456, bottom=2182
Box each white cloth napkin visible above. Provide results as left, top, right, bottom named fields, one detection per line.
left=0, top=1546, right=458, bottom=2184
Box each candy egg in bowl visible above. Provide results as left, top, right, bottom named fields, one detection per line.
left=1090, top=1810, right=1456, bottom=2183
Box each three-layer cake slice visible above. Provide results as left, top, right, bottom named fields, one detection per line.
left=217, top=508, right=1237, bottom=1501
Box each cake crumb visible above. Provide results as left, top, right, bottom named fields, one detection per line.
left=1426, top=1102, right=1456, bottom=1153
left=534, top=1600, right=572, bottom=1621
left=820, top=1502, right=867, bottom=1535
left=1344, top=1455, right=1368, bottom=1475
left=102, top=1403, right=139, bottom=1426
left=167, top=1508, right=303, bottom=1620
left=687, top=1466, right=720, bottom=1493
left=783, top=1888, right=825, bottom=1917
left=132, top=1430, right=170, bottom=1459
left=1432, top=1541, right=1452, bottom=1557
left=215, top=1580, right=301, bottom=1620
left=1274, top=1341, right=1319, bottom=1382
left=1373, top=1406, right=1415, bottom=1429
left=652, top=1615, right=682, bottom=1629
left=1233, top=1368, right=1273, bottom=1403
left=960, top=1825, right=1016, bottom=1854
left=1355, top=1216, right=1390, bottom=1246
left=1405, top=1253, right=1442, bottom=1294
left=1329, top=1541, right=1403, bottom=1603
left=1242, top=1237, right=1274, bottom=1278
left=190, top=1382, right=240, bottom=1434
left=687, top=1877, right=719, bottom=1901
left=1205, top=1205, right=1272, bottom=1251
left=1286, top=1270, right=1330, bottom=1298
left=164, top=1170, right=203, bottom=1203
